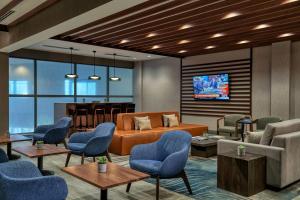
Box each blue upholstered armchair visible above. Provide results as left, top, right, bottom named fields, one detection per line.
left=0, top=160, right=68, bottom=200
left=0, top=148, right=8, bottom=163
left=65, top=122, right=115, bottom=167
left=33, top=117, right=72, bottom=148
left=127, top=130, right=193, bottom=200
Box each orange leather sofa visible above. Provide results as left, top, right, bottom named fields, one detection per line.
left=109, top=111, right=208, bottom=155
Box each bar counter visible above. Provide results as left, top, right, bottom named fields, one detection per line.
left=54, top=102, right=134, bottom=131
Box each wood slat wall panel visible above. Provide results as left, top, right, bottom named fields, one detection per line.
left=181, top=59, right=252, bottom=117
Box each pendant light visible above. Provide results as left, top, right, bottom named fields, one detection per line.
left=88, top=50, right=101, bottom=80
left=109, top=53, right=121, bottom=81
left=65, top=47, right=78, bottom=79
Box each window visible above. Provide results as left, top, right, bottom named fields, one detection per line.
left=9, top=58, right=34, bottom=95
left=109, top=67, right=133, bottom=95
left=9, top=57, right=133, bottom=134
left=37, top=61, right=74, bottom=95
left=76, top=64, right=107, bottom=95
left=9, top=97, right=34, bottom=134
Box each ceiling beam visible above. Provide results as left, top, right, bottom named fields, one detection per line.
left=0, top=0, right=23, bottom=17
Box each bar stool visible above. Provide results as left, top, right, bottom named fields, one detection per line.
left=110, top=104, right=122, bottom=124
left=74, top=104, right=90, bottom=131
left=125, top=103, right=135, bottom=113
left=93, top=104, right=106, bottom=128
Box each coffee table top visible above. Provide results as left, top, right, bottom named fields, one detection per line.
left=0, top=134, right=31, bottom=144
left=62, top=162, right=150, bottom=189
left=218, top=151, right=265, bottom=161
left=192, top=136, right=240, bottom=147
left=13, top=144, right=70, bottom=158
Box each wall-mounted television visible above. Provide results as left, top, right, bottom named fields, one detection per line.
left=193, top=73, right=229, bottom=100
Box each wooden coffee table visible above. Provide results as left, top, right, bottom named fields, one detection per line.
left=13, top=144, right=70, bottom=175
left=0, top=134, right=31, bottom=160
left=63, top=162, right=150, bottom=200
left=191, top=136, right=240, bottom=157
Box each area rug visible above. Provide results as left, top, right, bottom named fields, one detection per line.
left=146, top=157, right=300, bottom=200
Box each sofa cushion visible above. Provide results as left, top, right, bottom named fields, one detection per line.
left=260, top=119, right=300, bottom=145
left=139, top=119, right=152, bottom=131
left=163, top=114, right=176, bottom=127
left=134, top=116, right=149, bottom=130
left=246, top=131, right=264, bottom=144
left=169, top=116, right=179, bottom=127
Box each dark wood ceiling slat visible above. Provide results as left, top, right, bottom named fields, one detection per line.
left=0, top=0, right=23, bottom=17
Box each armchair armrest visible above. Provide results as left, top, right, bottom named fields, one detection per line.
left=2, top=176, right=68, bottom=200
left=130, top=142, right=158, bottom=161
left=34, top=125, right=55, bottom=133
left=217, top=117, right=224, bottom=134
left=160, top=148, right=189, bottom=178
left=69, top=131, right=94, bottom=143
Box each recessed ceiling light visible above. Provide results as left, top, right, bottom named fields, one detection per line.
left=278, top=33, right=295, bottom=38
left=222, top=12, right=241, bottom=19
left=237, top=40, right=250, bottom=44
left=133, top=57, right=137, bottom=60
left=253, top=24, right=271, bottom=30
left=205, top=45, right=216, bottom=49
left=146, top=33, right=157, bottom=38
left=147, top=55, right=152, bottom=58
left=282, top=0, right=299, bottom=4
left=211, top=33, right=225, bottom=38
left=179, top=24, right=193, bottom=30
left=152, top=45, right=160, bottom=49
left=178, top=40, right=190, bottom=44
left=178, top=50, right=187, bottom=53
left=120, top=39, right=129, bottom=44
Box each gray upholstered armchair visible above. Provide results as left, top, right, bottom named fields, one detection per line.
left=217, top=114, right=245, bottom=136
left=252, top=116, right=281, bottom=132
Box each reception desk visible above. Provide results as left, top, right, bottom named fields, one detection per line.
left=54, top=102, right=134, bottom=132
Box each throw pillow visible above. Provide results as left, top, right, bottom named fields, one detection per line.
left=134, top=116, right=149, bottom=130
left=163, top=114, right=176, bottom=127
left=168, top=116, right=179, bottom=127
left=138, top=119, right=152, bottom=131
left=246, top=131, right=264, bottom=144
left=259, top=124, right=274, bottom=145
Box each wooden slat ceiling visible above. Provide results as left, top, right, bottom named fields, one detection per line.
left=0, top=0, right=60, bottom=27
left=52, top=0, right=299, bottom=57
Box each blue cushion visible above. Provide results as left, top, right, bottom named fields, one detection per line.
left=68, top=143, right=86, bottom=154
left=33, top=133, right=45, bottom=140
left=130, top=160, right=162, bottom=176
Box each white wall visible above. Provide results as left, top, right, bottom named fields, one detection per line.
left=135, top=41, right=300, bottom=130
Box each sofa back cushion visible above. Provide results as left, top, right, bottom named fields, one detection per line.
left=260, top=119, right=300, bottom=145
left=117, top=112, right=180, bottom=131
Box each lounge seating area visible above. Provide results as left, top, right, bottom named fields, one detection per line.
left=1, top=1, right=300, bottom=200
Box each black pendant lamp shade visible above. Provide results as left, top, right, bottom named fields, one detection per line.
left=109, top=53, right=121, bottom=81
left=88, top=50, right=101, bottom=80
left=65, top=47, right=78, bottom=79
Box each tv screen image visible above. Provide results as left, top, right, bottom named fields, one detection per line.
left=193, top=74, right=229, bottom=100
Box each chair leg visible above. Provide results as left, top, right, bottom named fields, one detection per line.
left=181, top=170, right=193, bottom=195
left=65, top=153, right=71, bottom=167
left=126, top=183, right=131, bottom=193
left=32, top=140, right=36, bottom=145
left=62, top=139, right=68, bottom=149
left=93, top=157, right=96, bottom=162
left=106, top=151, right=112, bottom=162
left=81, top=154, right=85, bottom=165
left=156, top=176, right=160, bottom=200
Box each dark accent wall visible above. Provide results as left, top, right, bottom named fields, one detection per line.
left=181, top=58, right=252, bottom=117
left=9, top=49, right=134, bottom=68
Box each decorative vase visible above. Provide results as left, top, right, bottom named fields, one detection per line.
left=37, top=143, right=43, bottom=150
left=98, top=163, right=107, bottom=173
left=237, top=146, right=246, bottom=156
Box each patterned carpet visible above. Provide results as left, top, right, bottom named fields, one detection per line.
left=2, top=141, right=300, bottom=200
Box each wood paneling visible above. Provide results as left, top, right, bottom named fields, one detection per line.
left=181, top=58, right=252, bottom=117
left=54, top=0, right=300, bottom=57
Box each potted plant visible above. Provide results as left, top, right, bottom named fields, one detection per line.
left=237, top=144, right=246, bottom=156
left=97, top=156, right=107, bottom=173
left=36, top=141, right=44, bottom=150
